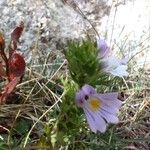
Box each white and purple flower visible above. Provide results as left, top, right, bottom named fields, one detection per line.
left=75, top=84, right=122, bottom=133
left=97, top=38, right=129, bottom=77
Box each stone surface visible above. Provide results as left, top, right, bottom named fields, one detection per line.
left=0, top=0, right=149, bottom=67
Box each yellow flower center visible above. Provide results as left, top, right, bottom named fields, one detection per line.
left=88, top=97, right=102, bottom=111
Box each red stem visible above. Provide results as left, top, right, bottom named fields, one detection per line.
left=0, top=51, right=10, bottom=81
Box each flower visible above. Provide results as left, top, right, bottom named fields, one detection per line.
left=97, top=38, right=129, bottom=77
left=75, top=84, right=122, bottom=133
left=97, top=38, right=110, bottom=59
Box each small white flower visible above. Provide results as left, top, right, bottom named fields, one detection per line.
left=102, top=56, right=129, bottom=77
left=97, top=38, right=129, bottom=77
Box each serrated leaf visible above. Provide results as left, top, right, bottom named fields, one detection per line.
left=64, top=38, right=104, bottom=87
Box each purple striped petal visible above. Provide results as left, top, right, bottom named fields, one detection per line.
left=99, top=109, right=119, bottom=124
left=94, top=111, right=107, bottom=133
left=97, top=93, right=122, bottom=108
left=82, top=84, right=96, bottom=95
left=84, top=108, right=97, bottom=133
left=101, top=105, right=120, bottom=114
left=84, top=108, right=107, bottom=133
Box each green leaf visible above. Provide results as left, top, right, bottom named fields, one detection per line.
left=64, top=38, right=111, bottom=88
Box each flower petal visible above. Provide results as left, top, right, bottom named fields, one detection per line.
left=75, top=91, right=85, bottom=107
left=97, top=38, right=110, bottom=59
left=102, top=56, right=121, bottom=69
left=102, top=56, right=129, bottom=77
left=110, top=65, right=129, bottom=77
left=84, top=108, right=97, bottom=133
left=84, top=108, right=107, bottom=133
left=82, top=84, right=96, bottom=95
left=94, top=111, right=107, bottom=133
left=99, top=110, right=119, bottom=124
left=97, top=93, right=122, bottom=108
left=120, top=56, right=129, bottom=65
